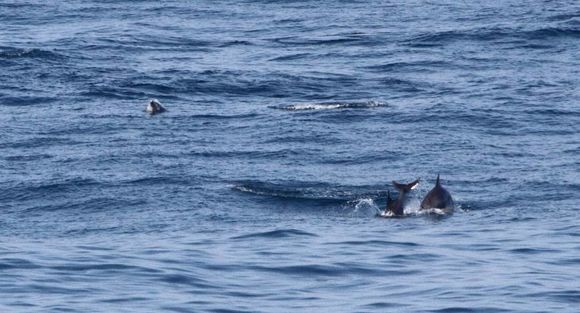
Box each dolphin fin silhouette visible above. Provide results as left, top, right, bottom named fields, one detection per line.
left=392, top=178, right=420, bottom=192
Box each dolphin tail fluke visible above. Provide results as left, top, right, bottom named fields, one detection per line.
left=392, top=178, right=420, bottom=192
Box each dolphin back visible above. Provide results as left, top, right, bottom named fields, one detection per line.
left=420, top=175, right=454, bottom=210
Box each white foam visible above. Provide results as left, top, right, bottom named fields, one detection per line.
left=349, top=198, right=380, bottom=217
left=282, top=101, right=386, bottom=111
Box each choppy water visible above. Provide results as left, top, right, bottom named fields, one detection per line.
left=1, top=1, right=579, bottom=312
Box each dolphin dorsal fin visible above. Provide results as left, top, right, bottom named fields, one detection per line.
left=436, top=174, right=441, bottom=186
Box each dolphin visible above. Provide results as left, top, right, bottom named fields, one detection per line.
left=383, top=178, right=420, bottom=217
left=420, top=174, right=454, bottom=212
left=146, top=99, right=166, bottom=115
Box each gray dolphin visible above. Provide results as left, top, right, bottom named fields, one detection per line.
left=420, top=174, right=454, bottom=211
left=146, top=99, right=166, bottom=115
left=384, top=178, right=420, bottom=216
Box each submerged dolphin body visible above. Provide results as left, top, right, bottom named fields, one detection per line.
left=146, top=99, right=166, bottom=115
left=420, top=175, right=454, bottom=212
left=383, top=179, right=420, bottom=217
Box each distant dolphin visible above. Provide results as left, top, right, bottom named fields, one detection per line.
left=420, top=174, right=454, bottom=212
left=146, top=99, right=166, bottom=115
left=383, top=178, right=420, bottom=217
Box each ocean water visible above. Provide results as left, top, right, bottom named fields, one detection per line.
left=1, top=1, right=579, bottom=312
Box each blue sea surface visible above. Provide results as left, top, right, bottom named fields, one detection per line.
left=1, top=1, right=579, bottom=312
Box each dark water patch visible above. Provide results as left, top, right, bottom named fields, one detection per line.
left=428, top=308, right=513, bottom=313
left=232, top=229, right=317, bottom=240
left=0, top=47, right=65, bottom=60
left=547, top=13, right=580, bottom=22
left=3, top=178, right=101, bottom=202
left=75, top=245, right=115, bottom=252
left=403, top=26, right=580, bottom=48
left=81, top=85, right=152, bottom=100
left=64, top=226, right=124, bottom=236
left=14, top=284, right=94, bottom=295
left=328, top=240, right=420, bottom=248
left=169, top=70, right=361, bottom=98
left=252, top=264, right=343, bottom=277
left=0, top=258, right=42, bottom=270
left=363, top=302, right=409, bottom=309
left=250, top=263, right=418, bottom=277
left=190, top=113, right=260, bottom=120
left=0, top=95, right=58, bottom=106
left=378, top=77, right=425, bottom=92
left=269, top=53, right=311, bottom=62
left=526, top=290, right=580, bottom=304
left=321, top=151, right=404, bottom=165
left=190, top=149, right=304, bottom=160
left=550, top=258, right=580, bottom=266
left=509, top=247, right=561, bottom=255
left=100, top=296, right=150, bottom=303
left=506, top=216, right=537, bottom=223
left=50, top=263, right=161, bottom=273
left=124, top=176, right=197, bottom=187
left=217, top=40, right=254, bottom=48
left=267, top=35, right=365, bottom=47
left=524, top=108, right=580, bottom=118
left=158, top=274, right=217, bottom=289
left=522, top=27, right=580, bottom=40
left=210, top=309, right=256, bottom=313
left=4, top=154, right=53, bottom=162
left=364, top=60, right=449, bottom=73
left=262, top=132, right=345, bottom=144
left=96, top=36, right=214, bottom=52
left=384, top=253, right=441, bottom=261
left=398, top=109, right=520, bottom=131
left=123, top=82, right=177, bottom=96
left=23, top=197, right=147, bottom=214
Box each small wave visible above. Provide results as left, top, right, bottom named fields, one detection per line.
left=364, top=60, right=448, bottom=73
left=269, top=53, right=311, bottom=62
left=50, top=263, right=160, bottom=273
left=232, top=180, right=379, bottom=205
left=186, top=113, right=260, bottom=120
left=268, top=36, right=364, bottom=46
left=252, top=264, right=343, bottom=277
left=4, top=178, right=100, bottom=202
left=4, top=154, right=53, bottom=162
left=0, top=258, right=41, bottom=270
left=273, top=101, right=386, bottom=111
left=0, top=95, right=58, bottom=107
left=509, top=247, right=560, bottom=255
left=0, top=47, right=64, bottom=60
left=124, top=176, right=195, bottom=186
left=217, top=40, right=253, bottom=48
left=231, top=229, right=317, bottom=240
left=403, top=26, right=580, bottom=49
left=327, top=240, right=420, bottom=247
left=522, top=27, right=580, bottom=40
left=428, top=307, right=513, bottom=313
left=157, top=274, right=216, bottom=289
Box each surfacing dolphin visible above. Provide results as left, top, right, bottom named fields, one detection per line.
left=420, top=174, right=454, bottom=212
left=146, top=99, right=166, bottom=115
left=382, top=178, right=420, bottom=217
